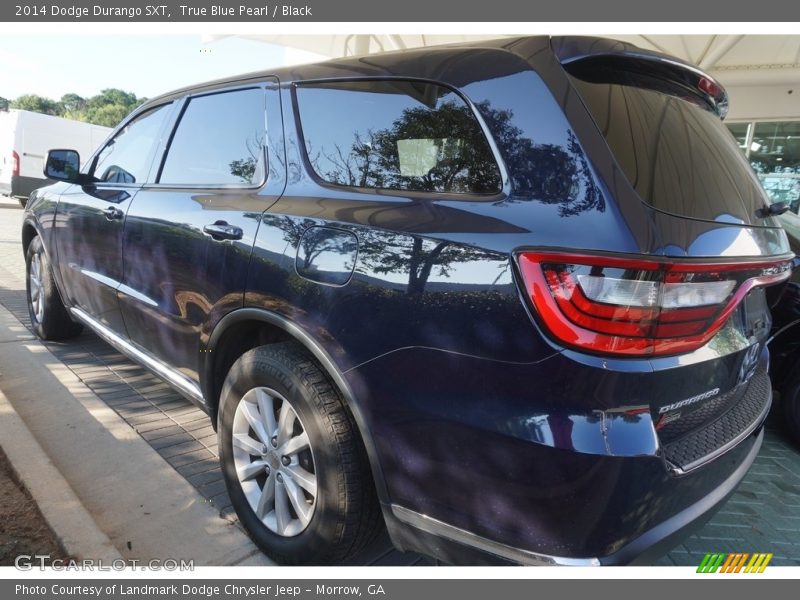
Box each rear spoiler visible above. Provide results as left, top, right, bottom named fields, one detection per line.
left=551, top=36, right=729, bottom=119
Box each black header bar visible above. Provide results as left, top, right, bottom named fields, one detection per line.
left=2, top=0, right=799, bottom=22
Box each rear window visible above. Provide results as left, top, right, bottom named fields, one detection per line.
left=295, top=80, right=501, bottom=195
left=569, top=76, right=770, bottom=224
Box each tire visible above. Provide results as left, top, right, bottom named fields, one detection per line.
left=218, top=342, right=382, bottom=565
left=25, top=235, right=83, bottom=340
left=782, top=374, right=800, bottom=448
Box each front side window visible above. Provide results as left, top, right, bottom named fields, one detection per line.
left=295, top=80, right=501, bottom=194
left=159, top=88, right=266, bottom=186
left=92, top=104, right=171, bottom=184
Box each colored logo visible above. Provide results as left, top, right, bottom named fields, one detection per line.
left=697, top=552, right=773, bottom=573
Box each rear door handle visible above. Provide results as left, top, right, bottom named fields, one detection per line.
left=104, top=206, right=124, bottom=221
left=203, top=221, right=243, bottom=241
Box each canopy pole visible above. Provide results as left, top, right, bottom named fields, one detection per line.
left=699, top=35, right=744, bottom=70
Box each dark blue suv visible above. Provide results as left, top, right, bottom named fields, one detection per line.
left=23, top=36, right=794, bottom=565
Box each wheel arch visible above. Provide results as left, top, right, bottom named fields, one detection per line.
left=22, top=215, right=72, bottom=308
left=21, top=217, right=40, bottom=256
left=203, top=307, right=390, bottom=503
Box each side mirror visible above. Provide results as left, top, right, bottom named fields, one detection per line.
left=44, top=149, right=81, bottom=183
left=755, top=201, right=790, bottom=219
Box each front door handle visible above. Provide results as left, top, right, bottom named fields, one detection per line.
left=104, top=206, right=124, bottom=221
left=203, top=221, right=243, bottom=241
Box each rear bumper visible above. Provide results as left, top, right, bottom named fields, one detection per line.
left=350, top=344, right=771, bottom=563
left=386, top=427, right=763, bottom=565
left=600, top=426, right=763, bottom=565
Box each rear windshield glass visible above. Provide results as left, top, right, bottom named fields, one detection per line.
left=569, top=76, right=769, bottom=224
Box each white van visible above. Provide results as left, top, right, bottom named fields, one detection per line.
left=0, top=109, right=111, bottom=206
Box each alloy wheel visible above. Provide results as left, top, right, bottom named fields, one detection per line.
left=28, top=249, right=44, bottom=323
left=231, top=386, right=317, bottom=537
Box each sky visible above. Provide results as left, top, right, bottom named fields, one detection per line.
left=0, top=34, right=324, bottom=101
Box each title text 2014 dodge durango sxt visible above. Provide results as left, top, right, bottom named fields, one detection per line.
left=23, top=36, right=794, bottom=565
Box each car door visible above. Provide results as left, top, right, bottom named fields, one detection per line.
left=119, top=81, right=285, bottom=389
left=54, top=103, right=176, bottom=334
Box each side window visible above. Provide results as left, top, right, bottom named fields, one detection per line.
left=159, top=88, right=266, bottom=186
left=92, top=104, right=171, bottom=184
left=295, top=80, right=501, bottom=194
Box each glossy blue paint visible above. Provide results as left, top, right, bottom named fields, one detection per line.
left=295, top=226, right=359, bottom=286
left=24, top=36, right=791, bottom=565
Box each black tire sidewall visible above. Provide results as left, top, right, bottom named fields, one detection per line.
left=218, top=348, right=349, bottom=564
left=25, top=235, right=81, bottom=340
left=25, top=236, right=49, bottom=338
left=782, top=375, right=800, bottom=447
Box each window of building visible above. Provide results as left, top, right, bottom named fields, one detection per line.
left=726, top=119, right=800, bottom=213
left=727, top=122, right=750, bottom=153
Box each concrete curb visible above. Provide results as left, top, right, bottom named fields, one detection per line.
left=0, top=195, right=23, bottom=210
left=0, top=304, right=273, bottom=566
left=0, top=388, right=123, bottom=562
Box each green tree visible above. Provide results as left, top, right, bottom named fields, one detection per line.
left=80, top=88, right=146, bottom=127
left=7, top=89, right=146, bottom=127
left=81, top=103, right=132, bottom=128
left=10, top=94, right=63, bottom=116
left=60, top=93, right=86, bottom=113
left=90, top=88, right=139, bottom=109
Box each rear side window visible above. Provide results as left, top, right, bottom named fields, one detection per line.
left=92, top=104, right=171, bottom=184
left=160, top=88, right=266, bottom=186
left=295, top=80, right=501, bottom=194
left=569, top=75, right=770, bottom=224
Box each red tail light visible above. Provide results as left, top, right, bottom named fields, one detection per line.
left=517, top=252, right=793, bottom=357
left=11, top=150, right=19, bottom=177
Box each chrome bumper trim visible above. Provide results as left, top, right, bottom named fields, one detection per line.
left=668, top=387, right=771, bottom=476
left=391, top=505, right=600, bottom=566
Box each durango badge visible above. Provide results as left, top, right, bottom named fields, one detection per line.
left=659, top=388, right=721, bottom=414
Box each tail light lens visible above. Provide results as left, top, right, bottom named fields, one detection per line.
left=12, top=150, right=19, bottom=177
left=517, top=252, right=793, bottom=357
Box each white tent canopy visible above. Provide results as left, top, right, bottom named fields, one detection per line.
left=207, top=34, right=800, bottom=87
left=221, top=34, right=497, bottom=58
left=204, top=34, right=800, bottom=119
left=614, top=35, right=800, bottom=86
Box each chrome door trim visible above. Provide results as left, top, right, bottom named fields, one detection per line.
left=69, top=307, right=205, bottom=405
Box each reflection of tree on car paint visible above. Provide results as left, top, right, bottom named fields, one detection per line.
left=305, top=94, right=603, bottom=217
left=22, top=36, right=796, bottom=567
